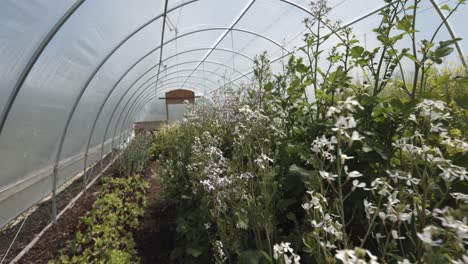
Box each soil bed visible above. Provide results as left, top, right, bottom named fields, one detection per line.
left=133, top=160, right=177, bottom=264
left=0, top=152, right=117, bottom=264
left=0, top=154, right=173, bottom=264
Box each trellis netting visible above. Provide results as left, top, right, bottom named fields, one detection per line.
left=0, top=0, right=466, bottom=228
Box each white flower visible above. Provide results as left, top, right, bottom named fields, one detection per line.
left=364, top=199, right=376, bottom=219
left=386, top=170, right=419, bottom=186
left=333, top=116, right=357, bottom=131
left=335, top=249, right=357, bottom=264
left=319, top=170, right=338, bottom=181
left=416, top=99, right=446, bottom=111
left=417, top=226, right=442, bottom=247
left=204, top=223, right=211, bottom=229
left=352, top=180, right=366, bottom=191
left=335, top=248, right=378, bottom=264
left=327, top=106, right=341, bottom=117
left=398, top=259, right=411, bottom=264
left=341, top=96, right=364, bottom=112
left=450, top=255, right=468, bottom=264
left=438, top=164, right=468, bottom=181
left=350, top=130, right=364, bottom=141
left=373, top=233, right=386, bottom=239
left=200, top=179, right=215, bottom=192
left=347, top=170, right=363, bottom=178
left=302, top=202, right=313, bottom=211
left=451, top=192, right=468, bottom=203
left=319, top=241, right=337, bottom=249
left=273, top=242, right=301, bottom=264
left=303, top=191, right=326, bottom=213
left=340, top=154, right=354, bottom=165
left=213, top=240, right=227, bottom=263
left=430, top=122, right=446, bottom=133
left=398, top=212, right=412, bottom=223
left=255, top=153, right=274, bottom=169
left=239, top=172, right=255, bottom=180
left=391, top=230, right=405, bottom=240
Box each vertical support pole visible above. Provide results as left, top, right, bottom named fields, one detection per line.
left=52, top=165, right=59, bottom=223
left=165, top=97, right=169, bottom=121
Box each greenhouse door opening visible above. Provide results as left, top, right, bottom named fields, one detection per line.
left=161, top=89, right=197, bottom=121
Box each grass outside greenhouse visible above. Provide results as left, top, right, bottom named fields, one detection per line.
left=1, top=0, right=467, bottom=263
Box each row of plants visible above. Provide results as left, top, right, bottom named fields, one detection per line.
left=51, top=134, right=152, bottom=263
left=152, top=0, right=467, bottom=263
left=117, top=133, right=153, bottom=177
left=51, top=175, right=149, bottom=264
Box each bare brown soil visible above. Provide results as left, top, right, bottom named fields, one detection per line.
left=133, top=160, right=177, bottom=264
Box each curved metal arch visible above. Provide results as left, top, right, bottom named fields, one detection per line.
left=159, top=75, right=228, bottom=87
left=131, top=83, right=206, bottom=121
left=180, top=0, right=257, bottom=88
left=156, top=68, right=245, bottom=86
left=123, top=0, right=383, bottom=141
left=115, top=85, right=203, bottom=146
left=0, top=0, right=86, bottom=137
left=153, top=0, right=170, bottom=106
left=108, top=0, right=454, bottom=155
left=429, top=0, right=466, bottom=68
left=165, top=47, right=254, bottom=62
left=121, top=83, right=216, bottom=141
left=61, top=25, right=287, bottom=165
left=207, top=0, right=414, bottom=96
left=278, top=0, right=346, bottom=42
left=119, top=96, right=158, bottom=144
left=197, top=0, right=348, bottom=84
left=82, top=48, right=252, bottom=177
left=87, top=58, right=250, bottom=174
left=66, top=25, right=275, bottom=190
left=79, top=26, right=286, bottom=176
left=49, top=0, right=197, bottom=221
left=97, top=57, right=255, bottom=158
left=124, top=95, right=161, bottom=137
left=114, top=79, right=212, bottom=144
left=118, top=84, right=207, bottom=143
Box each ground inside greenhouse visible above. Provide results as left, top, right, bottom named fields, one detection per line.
left=0, top=156, right=174, bottom=264
left=0, top=153, right=115, bottom=264
left=134, top=160, right=178, bottom=264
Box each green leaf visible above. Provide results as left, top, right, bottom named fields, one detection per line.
left=264, top=82, right=274, bottom=92
left=238, top=250, right=262, bottom=264
left=397, top=15, right=413, bottom=32
left=435, top=46, right=454, bottom=59
left=278, top=198, right=297, bottom=211
left=350, top=46, right=364, bottom=58
left=259, top=250, right=273, bottom=264
left=297, top=63, right=308, bottom=73
left=186, top=247, right=203, bottom=257
left=287, top=212, right=297, bottom=223
left=404, top=53, right=418, bottom=63
left=440, top=4, right=452, bottom=11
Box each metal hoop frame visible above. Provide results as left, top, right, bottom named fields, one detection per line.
left=1, top=0, right=465, bottom=227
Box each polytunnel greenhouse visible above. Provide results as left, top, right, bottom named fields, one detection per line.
left=0, top=0, right=467, bottom=263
